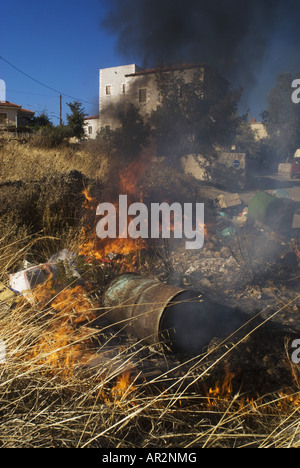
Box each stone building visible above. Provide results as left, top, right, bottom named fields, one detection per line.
left=84, top=63, right=214, bottom=136
left=100, top=63, right=207, bottom=130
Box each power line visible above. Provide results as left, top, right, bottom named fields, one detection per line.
left=7, top=89, right=59, bottom=98
left=0, top=55, right=96, bottom=106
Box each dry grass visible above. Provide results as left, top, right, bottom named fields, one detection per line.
left=0, top=138, right=299, bottom=448
left=0, top=137, right=109, bottom=183
left=0, top=233, right=299, bottom=448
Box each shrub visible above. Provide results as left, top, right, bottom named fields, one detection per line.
left=30, top=125, right=72, bottom=149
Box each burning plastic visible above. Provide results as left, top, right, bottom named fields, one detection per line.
left=9, top=249, right=80, bottom=302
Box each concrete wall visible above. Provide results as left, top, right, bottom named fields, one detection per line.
left=125, top=66, right=205, bottom=120
left=0, top=107, right=34, bottom=128
left=125, top=73, right=160, bottom=120
left=278, top=163, right=292, bottom=174
left=84, top=117, right=100, bottom=139
left=181, top=152, right=247, bottom=189
left=0, top=108, right=18, bottom=127
left=212, top=152, right=247, bottom=190
left=99, top=64, right=205, bottom=129
left=181, top=154, right=212, bottom=182
left=250, top=121, right=268, bottom=140
left=99, top=64, right=142, bottom=129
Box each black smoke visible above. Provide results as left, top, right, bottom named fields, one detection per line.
left=100, top=0, right=300, bottom=102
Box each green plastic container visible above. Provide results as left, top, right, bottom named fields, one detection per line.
left=248, top=191, right=295, bottom=232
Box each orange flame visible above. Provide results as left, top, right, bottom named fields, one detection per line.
left=206, top=364, right=235, bottom=406
left=78, top=153, right=150, bottom=269
left=25, top=282, right=97, bottom=377
left=111, top=371, right=136, bottom=402
left=277, top=391, right=300, bottom=410
left=119, top=151, right=149, bottom=200
left=78, top=192, right=146, bottom=270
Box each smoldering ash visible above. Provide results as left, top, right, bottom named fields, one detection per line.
left=96, top=195, right=205, bottom=250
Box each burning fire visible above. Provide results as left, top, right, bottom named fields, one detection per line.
left=203, top=362, right=300, bottom=414
left=119, top=152, right=149, bottom=200
left=78, top=154, right=150, bottom=269
left=206, top=364, right=235, bottom=407
left=9, top=153, right=152, bottom=389
left=16, top=278, right=138, bottom=405
left=24, top=282, right=98, bottom=377
left=79, top=157, right=207, bottom=264
left=79, top=189, right=146, bottom=269
left=110, top=371, right=136, bottom=405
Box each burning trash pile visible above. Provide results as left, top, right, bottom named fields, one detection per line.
left=1, top=153, right=300, bottom=411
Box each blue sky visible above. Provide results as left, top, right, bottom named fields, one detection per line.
left=1, top=0, right=299, bottom=123
left=0, top=0, right=130, bottom=123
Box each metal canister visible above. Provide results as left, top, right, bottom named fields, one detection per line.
left=102, top=273, right=185, bottom=345
left=102, top=273, right=247, bottom=354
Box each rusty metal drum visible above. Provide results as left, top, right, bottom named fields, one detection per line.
left=102, top=273, right=186, bottom=346
left=102, top=273, right=247, bottom=354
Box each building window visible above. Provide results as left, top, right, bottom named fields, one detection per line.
left=106, top=85, right=111, bottom=95
left=122, top=84, right=126, bottom=94
left=88, top=126, right=93, bottom=135
left=139, top=88, right=147, bottom=103
left=0, top=113, right=7, bottom=125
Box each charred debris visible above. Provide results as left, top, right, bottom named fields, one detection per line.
left=1, top=167, right=300, bottom=397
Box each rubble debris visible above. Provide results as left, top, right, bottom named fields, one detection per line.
left=273, top=189, right=290, bottom=199
left=0, top=281, right=17, bottom=305
left=217, top=207, right=248, bottom=225
left=9, top=249, right=80, bottom=301
left=232, top=207, right=248, bottom=224
left=220, top=226, right=237, bottom=239
left=9, top=263, right=54, bottom=295
left=216, top=193, right=241, bottom=209
left=278, top=162, right=292, bottom=175
left=48, top=249, right=81, bottom=278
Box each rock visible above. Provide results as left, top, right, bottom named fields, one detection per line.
left=184, top=266, right=197, bottom=275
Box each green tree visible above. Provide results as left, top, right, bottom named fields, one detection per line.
left=262, top=72, right=300, bottom=162
left=66, top=101, right=87, bottom=139
left=113, top=104, right=151, bottom=159
left=150, top=70, right=190, bottom=159
left=32, top=110, right=53, bottom=129
left=97, top=104, right=151, bottom=161
left=151, top=67, right=243, bottom=164
left=233, top=115, right=261, bottom=159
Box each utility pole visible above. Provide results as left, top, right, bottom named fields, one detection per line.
left=60, top=94, right=62, bottom=125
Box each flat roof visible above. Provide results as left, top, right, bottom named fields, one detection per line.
left=125, top=63, right=205, bottom=77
